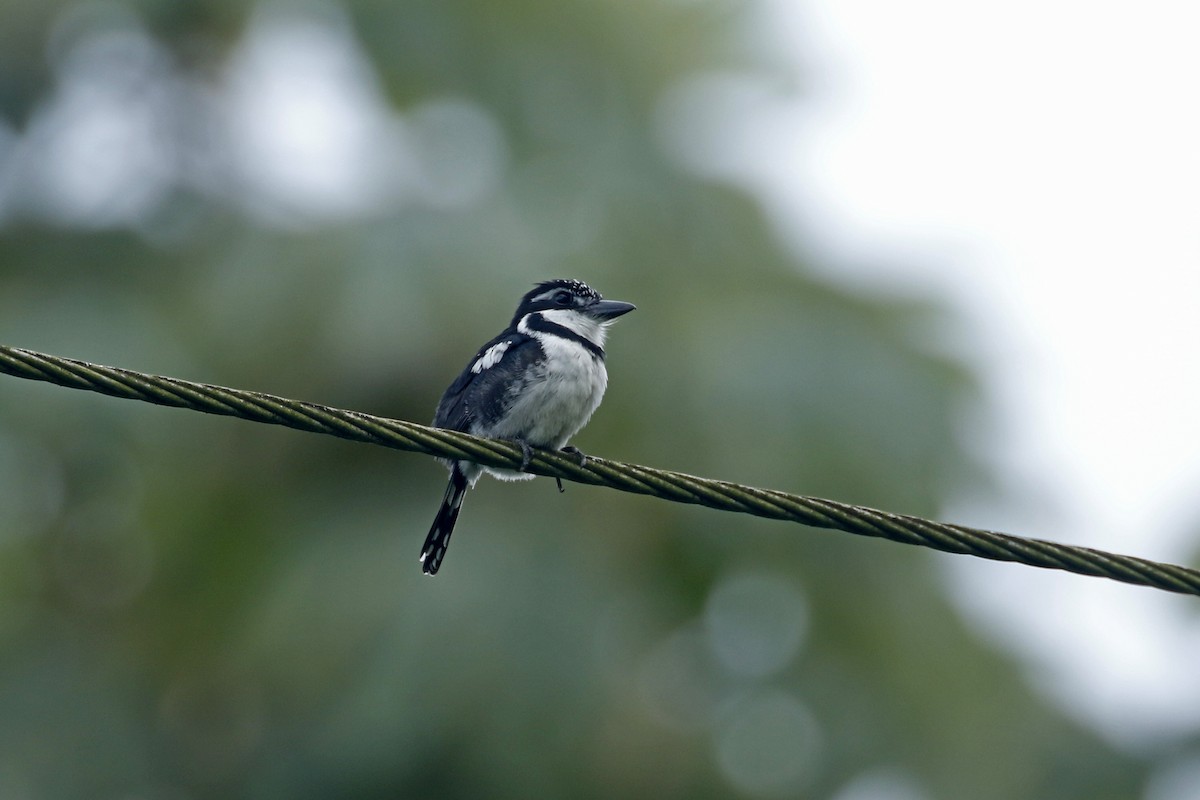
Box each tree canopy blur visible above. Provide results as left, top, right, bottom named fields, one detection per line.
left=0, top=1, right=1156, bottom=798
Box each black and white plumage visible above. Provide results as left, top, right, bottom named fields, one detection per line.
left=420, top=279, right=636, bottom=575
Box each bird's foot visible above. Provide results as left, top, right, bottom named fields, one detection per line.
left=561, top=445, right=588, bottom=468
left=516, top=438, right=534, bottom=471
left=555, top=446, right=587, bottom=493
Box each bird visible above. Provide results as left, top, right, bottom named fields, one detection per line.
left=419, top=279, right=636, bottom=575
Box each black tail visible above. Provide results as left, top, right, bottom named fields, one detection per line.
left=420, top=467, right=469, bottom=575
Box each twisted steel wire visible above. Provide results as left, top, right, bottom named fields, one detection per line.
left=2, top=343, right=1198, bottom=596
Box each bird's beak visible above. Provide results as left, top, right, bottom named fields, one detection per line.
left=588, top=299, right=637, bottom=320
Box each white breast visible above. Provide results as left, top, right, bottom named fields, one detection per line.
left=490, top=334, right=608, bottom=448
left=477, top=313, right=609, bottom=480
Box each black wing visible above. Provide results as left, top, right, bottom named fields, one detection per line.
left=433, top=330, right=543, bottom=433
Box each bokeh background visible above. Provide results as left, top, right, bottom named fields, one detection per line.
left=1, top=1, right=1198, bottom=798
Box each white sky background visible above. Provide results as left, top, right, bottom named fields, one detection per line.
left=729, top=0, right=1200, bottom=753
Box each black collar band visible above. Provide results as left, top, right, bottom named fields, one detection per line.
left=523, top=313, right=605, bottom=359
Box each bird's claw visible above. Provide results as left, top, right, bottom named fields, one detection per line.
left=561, top=445, right=588, bottom=468
left=518, top=443, right=585, bottom=492
left=555, top=446, right=588, bottom=494
left=516, top=438, right=534, bottom=471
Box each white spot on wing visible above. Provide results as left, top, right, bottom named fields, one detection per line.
left=471, top=340, right=511, bottom=373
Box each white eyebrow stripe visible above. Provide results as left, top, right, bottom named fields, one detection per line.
left=471, top=340, right=512, bottom=373
left=529, top=289, right=564, bottom=304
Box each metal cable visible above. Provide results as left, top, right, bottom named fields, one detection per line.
left=2, top=343, right=1197, bottom=596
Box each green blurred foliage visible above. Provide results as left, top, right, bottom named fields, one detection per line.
left=0, top=1, right=1153, bottom=798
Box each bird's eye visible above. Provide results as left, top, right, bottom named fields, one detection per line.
left=553, top=291, right=573, bottom=306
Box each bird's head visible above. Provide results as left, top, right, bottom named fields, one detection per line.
left=511, top=279, right=636, bottom=340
